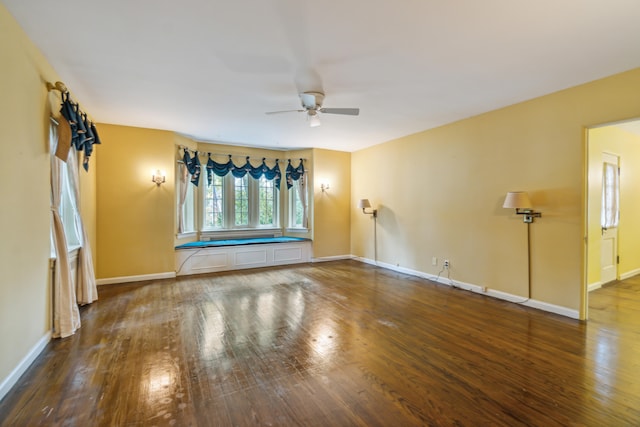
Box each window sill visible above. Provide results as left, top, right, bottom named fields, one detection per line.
left=50, top=244, right=82, bottom=260
left=176, top=231, right=198, bottom=240
left=201, top=228, right=283, bottom=240
left=286, top=228, right=309, bottom=234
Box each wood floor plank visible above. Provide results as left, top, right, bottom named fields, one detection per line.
left=1, top=260, right=639, bottom=426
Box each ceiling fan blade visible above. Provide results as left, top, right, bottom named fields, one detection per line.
left=319, top=108, right=360, bottom=116
left=265, top=109, right=305, bottom=115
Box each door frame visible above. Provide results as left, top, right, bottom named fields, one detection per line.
left=584, top=118, right=640, bottom=320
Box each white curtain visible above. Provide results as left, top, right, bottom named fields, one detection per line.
left=177, top=162, right=189, bottom=233
left=297, top=173, right=308, bottom=228
left=50, top=123, right=81, bottom=338
left=601, top=162, right=619, bottom=229
left=66, top=148, right=98, bottom=305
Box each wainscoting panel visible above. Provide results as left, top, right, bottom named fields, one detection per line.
left=176, top=241, right=311, bottom=276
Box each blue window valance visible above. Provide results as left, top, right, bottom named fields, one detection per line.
left=183, top=149, right=202, bottom=186
left=182, top=149, right=297, bottom=190
left=285, top=159, right=305, bottom=189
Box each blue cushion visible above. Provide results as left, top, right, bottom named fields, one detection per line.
left=175, top=236, right=310, bottom=249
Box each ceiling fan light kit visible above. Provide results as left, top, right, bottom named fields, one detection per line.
left=266, top=91, right=359, bottom=127
left=308, top=110, right=321, bottom=127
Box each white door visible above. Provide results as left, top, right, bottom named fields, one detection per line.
left=600, top=153, right=619, bottom=285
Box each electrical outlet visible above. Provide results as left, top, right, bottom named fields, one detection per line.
left=431, top=257, right=437, bottom=266
left=444, top=259, right=450, bottom=269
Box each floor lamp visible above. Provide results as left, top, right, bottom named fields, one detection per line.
left=503, top=192, right=542, bottom=300
left=358, top=199, right=378, bottom=263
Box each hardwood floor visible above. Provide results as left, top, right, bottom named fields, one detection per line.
left=1, top=260, right=639, bottom=426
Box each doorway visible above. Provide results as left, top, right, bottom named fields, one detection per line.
left=585, top=120, right=640, bottom=318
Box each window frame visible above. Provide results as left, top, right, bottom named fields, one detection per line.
left=50, top=121, right=81, bottom=252
left=176, top=160, right=198, bottom=238
left=58, top=158, right=82, bottom=249
left=601, top=161, right=620, bottom=230
left=287, top=179, right=307, bottom=231
left=257, top=175, right=277, bottom=228
left=202, top=173, right=225, bottom=231
left=233, top=175, right=250, bottom=227
left=200, top=173, right=280, bottom=232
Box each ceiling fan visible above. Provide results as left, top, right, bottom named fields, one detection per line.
left=266, top=92, right=359, bottom=127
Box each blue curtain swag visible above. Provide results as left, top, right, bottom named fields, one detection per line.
left=182, top=149, right=306, bottom=190
left=58, top=91, right=101, bottom=171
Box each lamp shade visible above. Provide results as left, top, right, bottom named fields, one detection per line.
left=503, top=191, right=532, bottom=209
left=309, top=111, right=321, bottom=127
left=358, top=199, right=371, bottom=209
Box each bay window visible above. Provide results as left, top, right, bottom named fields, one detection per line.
left=201, top=173, right=279, bottom=231
left=178, top=149, right=306, bottom=235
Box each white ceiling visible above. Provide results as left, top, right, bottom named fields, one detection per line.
left=615, top=120, right=640, bottom=136
left=4, top=0, right=640, bottom=152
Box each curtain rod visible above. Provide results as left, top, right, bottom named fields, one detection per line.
left=46, top=81, right=69, bottom=94
left=178, top=145, right=306, bottom=163
left=46, top=80, right=96, bottom=123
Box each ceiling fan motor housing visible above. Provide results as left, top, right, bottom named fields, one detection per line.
left=300, top=91, right=324, bottom=109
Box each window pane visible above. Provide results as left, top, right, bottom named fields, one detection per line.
left=200, top=170, right=281, bottom=231
left=60, top=166, right=80, bottom=247
left=290, top=180, right=303, bottom=228
left=235, top=176, right=249, bottom=226
left=204, top=175, right=224, bottom=228
left=601, top=162, right=619, bottom=229
left=259, top=177, right=275, bottom=226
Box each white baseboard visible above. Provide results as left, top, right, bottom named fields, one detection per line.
left=311, top=255, right=354, bottom=263
left=0, top=331, right=51, bottom=402
left=589, top=267, right=640, bottom=291
left=97, top=272, right=176, bottom=286
left=619, top=268, right=640, bottom=281
left=588, top=281, right=603, bottom=292
left=353, top=257, right=580, bottom=320
left=354, top=257, right=381, bottom=267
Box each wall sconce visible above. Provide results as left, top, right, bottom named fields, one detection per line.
left=503, top=191, right=541, bottom=223
left=152, top=170, right=166, bottom=186
left=358, top=199, right=377, bottom=218
left=320, top=182, right=330, bottom=192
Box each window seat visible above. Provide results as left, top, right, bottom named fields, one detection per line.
left=175, top=237, right=311, bottom=276
left=175, top=236, right=310, bottom=249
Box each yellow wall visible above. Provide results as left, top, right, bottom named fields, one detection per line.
left=587, top=126, right=640, bottom=286
left=312, top=149, right=351, bottom=258
left=0, top=4, right=66, bottom=386
left=96, top=124, right=176, bottom=278
left=352, top=68, right=640, bottom=317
